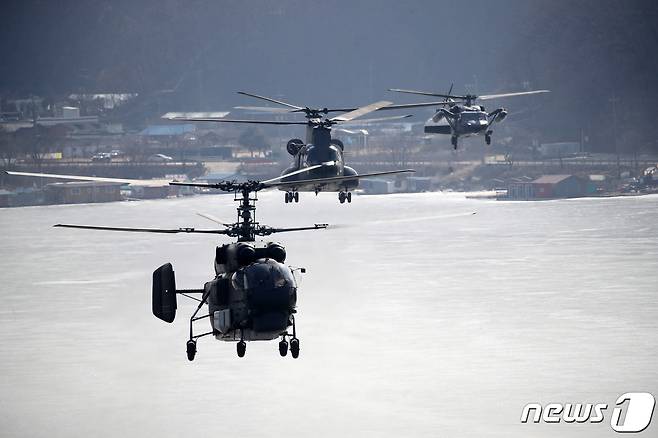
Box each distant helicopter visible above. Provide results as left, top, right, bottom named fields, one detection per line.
left=163, top=91, right=441, bottom=204
left=388, top=86, right=549, bottom=149
left=51, top=180, right=333, bottom=360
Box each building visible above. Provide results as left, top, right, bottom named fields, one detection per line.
left=45, top=181, right=123, bottom=204
left=0, top=189, right=16, bottom=207
left=406, top=177, right=432, bottom=192
left=125, top=185, right=172, bottom=199
left=139, top=124, right=196, bottom=137
left=506, top=180, right=535, bottom=200
left=532, top=175, right=584, bottom=198
left=506, top=175, right=585, bottom=200
left=359, top=178, right=394, bottom=194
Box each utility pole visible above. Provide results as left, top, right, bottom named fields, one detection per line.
left=609, top=95, right=620, bottom=178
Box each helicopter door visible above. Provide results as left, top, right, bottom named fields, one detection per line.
left=213, top=309, right=232, bottom=334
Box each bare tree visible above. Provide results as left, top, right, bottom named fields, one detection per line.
left=0, top=126, right=19, bottom=170
left=14, top=125, right=68, bottom=171
left=238, top=128, right=270, bottom=158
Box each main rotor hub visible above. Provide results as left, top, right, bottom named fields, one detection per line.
left=464, top=94, right=478, bottom=106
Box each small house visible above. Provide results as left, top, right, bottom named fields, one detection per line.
left=45, top=181, right=123, bottom=204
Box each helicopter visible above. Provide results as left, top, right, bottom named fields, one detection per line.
left=388, top=86, right=549, bottom=149
left=163, top=91, right=443, bottom=204
left=50, top=179, right=333, bottom=360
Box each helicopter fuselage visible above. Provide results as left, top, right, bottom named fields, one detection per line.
left=278, top=125, right=359, bottom=193
left=205, top=241, right=298, bottom=342
left=425, top=105, right=491, bottom=137
left=424, top=104, right=507, bottom=149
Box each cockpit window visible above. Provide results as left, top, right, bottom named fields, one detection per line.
left=232, top=260, right=296, bottom=292
left=461, top=112, right=487, bottom=122
left=305, top=144, right=341, bottom=166
left=231, top=270, right=246, bottom=290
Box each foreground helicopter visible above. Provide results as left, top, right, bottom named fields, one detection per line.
left=52, top=180, right=331, bottom=360
left=163, top=91, right=439, bottom=204
left=389, top=86, right=549, bottom=149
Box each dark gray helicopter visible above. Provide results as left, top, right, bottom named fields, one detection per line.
left=163, top=92, right=443, bottom=204
left=389, top=86, right=549, bottom=149
left=34, top=177, right=354, bottom=360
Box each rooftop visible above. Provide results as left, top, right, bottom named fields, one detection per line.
left=139, top=124, right=196, bottom=136
left=532, top=175, right=575, bottom=184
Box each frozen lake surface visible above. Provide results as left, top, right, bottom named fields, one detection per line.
left=1, top=192, right=657, bottom=437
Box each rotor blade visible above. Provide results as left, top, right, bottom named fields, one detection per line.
left=170, top=181, right=234, bottom=188
left=235, top=105, right=383, bottom=115
left=330, top=101, right=392, bottom=122
left=333, top=211, right=477, bottom=229
left=266, top=224, right=329, bottom=234
left=161, top=111, right=230, bottom=119
left=388, top=88, right=461, bottom=99
left=340, top=115, right=413, bottom=125
left=477, top=90, right=550, bottom=100
left=54, top=224, right=229, bottom=234
left=5, top=171, right=171, bottom=187
left=161, top=116, right=308, bottom=125
left=380, top=101, right=457, bottom=110
left=319, top=108, right=365, bottom=113
left=265, top=169, right=415, bottom=188
left=261, top=162, right=336, bottom=184
left=195, top=212, right=232, bottom=227
left=233, top=106, right=295, bottom=113
left=237, top=91, right=303, bottom=110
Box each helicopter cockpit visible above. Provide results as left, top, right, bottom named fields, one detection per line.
left=231, top=259, right=298, bottom=311
left=460, top=112, right=488, bottom=127
left=305, top=143, right=342, bottom=166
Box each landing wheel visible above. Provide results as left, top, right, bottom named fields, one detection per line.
left=485, top=134, right=491, bottom=145
left=237, top=341, right=246, bottom=357
left=186, top=340, right=197, bottom=361
left=338, top=192, right=346, bottom=204
left=284, top=192, right=290, bottom=203
left=346, top=192, right=352, bottom=203
left=278, top=339, right=289, bottom=357
left=451, top=135, right=458, bottom=150
left=294, top=192, right=299, bottom=203
left=290, top=338, right=300, bottom=359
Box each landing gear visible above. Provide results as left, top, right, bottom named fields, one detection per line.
left=289, top=314, right=300, bottom=359
left=278, top=338, right=289, bottom=357
left=451, top=135, right=459, bottom=150
left=186, top=340, right=197, bottom=361
left=186, top=288, right=211, bottom=362
left=290, top=338, right=300, bottom=358
left=237, top=341, right=246, bottom=357
left=285, top=191, right=299, bottom=203
left=485, top=131, right=492, bottom=146
left=338, top=191, right=352, bottom=204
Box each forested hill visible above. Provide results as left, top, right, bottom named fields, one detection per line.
left=1, top=0, right=657, bottom=152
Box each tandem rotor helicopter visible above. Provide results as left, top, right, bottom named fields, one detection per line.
left=7, top=170, right=366, bottom=360
left=388, top=86, right=549, bottom=149
left=163, top=91, right=444, bottom=204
